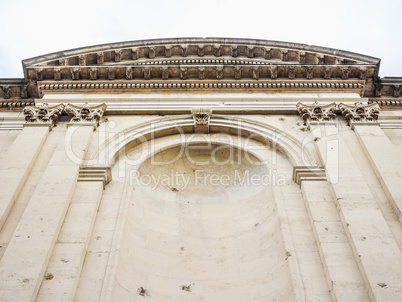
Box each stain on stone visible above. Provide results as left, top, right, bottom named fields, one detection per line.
left=44, top=273, right=54, bottom=280
left=181, top=284, right=192, bottom=292
left=377, top=283, right=387, bottom=288
left=138, top=286, right=149, bottom=296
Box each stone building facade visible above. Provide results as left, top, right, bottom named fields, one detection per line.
left=0, top=38, right=401, bottom=301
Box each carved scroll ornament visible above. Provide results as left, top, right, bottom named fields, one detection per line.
left=23, top=103, right=64, bottom=128
left=65, top=102, right=107, bottom=126
left=338, top=102, right=380, bottom=126
left=296, top=102, right=336, bottom=129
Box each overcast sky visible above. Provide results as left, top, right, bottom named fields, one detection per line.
left=0, top=0, right=401, bottom=78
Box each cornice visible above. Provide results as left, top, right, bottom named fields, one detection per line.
left=37, top=79, right=365, bottom=96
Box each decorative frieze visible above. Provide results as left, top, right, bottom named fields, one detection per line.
left=296, top=101, right=336, bottom=129
left=65, top=102, right=107, bottom=126
left=38, top=81, right=365, bottom=94
left=23, top=103, right=64, bottom=128
left=339, top=102, right=380, bottom=126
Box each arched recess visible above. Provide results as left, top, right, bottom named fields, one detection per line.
left=98, top=133, right=307, bottom=302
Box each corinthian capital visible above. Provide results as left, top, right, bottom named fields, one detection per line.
left=65, top=102, right=107, bottom=127
left=23, top=103, right=64, bottom=128
left=338, top=102, right=380, bottom=126
left=296, top=102, right=336, bottom=129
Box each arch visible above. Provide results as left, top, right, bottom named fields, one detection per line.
left=92, top=114, right=317, bottom=168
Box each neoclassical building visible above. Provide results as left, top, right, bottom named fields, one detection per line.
left=0, top=38, right=401, bottom=301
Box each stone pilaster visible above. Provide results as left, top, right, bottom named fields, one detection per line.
left=0, top=126, right=49, bottom=230
left=313, top=125, right=402, bottom=301
left=301, top=181, right=370, bottom=301
left=0, top=109, right=105, bottom=300
left=353, top=124, right=402, bottom=224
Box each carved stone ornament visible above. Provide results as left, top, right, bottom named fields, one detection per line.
left=65, top=102, right=107, bottom=126
left=338, top=102, right=380, bottom=126
left=296, top=101, right=336, bottom=129
left=191, top=107, right=212, bottom=133
left=23, top=103, right=65, bottom=128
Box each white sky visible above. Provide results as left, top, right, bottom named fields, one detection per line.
left=0, top=0, right=401, bottom=78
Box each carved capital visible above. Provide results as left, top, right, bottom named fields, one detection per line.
left=65, top=102, right=107, bottom=127
left=339, top=102, right=380, bottom=126
left=23, top=103, right=64, bottom=128
left=296, top=102, right=336, bottom=129
left=192, top=107, right=212, bottom=133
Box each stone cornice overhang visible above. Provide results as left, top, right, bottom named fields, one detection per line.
left=21, top=38, right=379, bottom=97
left=2, top=38, right=402, bottom=110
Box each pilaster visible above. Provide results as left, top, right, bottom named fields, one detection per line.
left=313, top=123, right=402, bottom=301
left=0, top=103, right=106, bottom=301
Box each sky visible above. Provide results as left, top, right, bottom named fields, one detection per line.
left=0, top=0, right=401, bottom=78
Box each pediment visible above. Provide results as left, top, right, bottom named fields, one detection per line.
left=23, top=38, right=379, bottom=82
